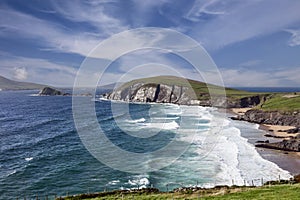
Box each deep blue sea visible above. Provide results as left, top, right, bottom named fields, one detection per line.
left=0, top=89, right=295, bottom=199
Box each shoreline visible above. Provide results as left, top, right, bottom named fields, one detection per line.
left=229, top=108, right=300, bottom=175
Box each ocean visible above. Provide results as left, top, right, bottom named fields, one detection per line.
left=0, top=89, right=294, bottom=199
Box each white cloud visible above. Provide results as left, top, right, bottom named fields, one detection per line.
left=285, top=29, right=300, bottom=46
left=220, top=67, right=300, bottom=87
left=13, top=67, right=28, bottom=80
left=185, top=0, right=227, bottom=22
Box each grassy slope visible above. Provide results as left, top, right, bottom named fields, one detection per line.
left=59, top=184, right=300, bottom=200
left=0, top=75, right=46, bottom=90
left=260, top=94, right=300, bottom=112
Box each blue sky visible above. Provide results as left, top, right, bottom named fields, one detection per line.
left=0, top=0, right=300, bottom=87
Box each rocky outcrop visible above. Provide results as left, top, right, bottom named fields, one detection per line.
left=105, top=83, right=201, bottom=105
left=232, top=109, right=300, bottom=127
left=38, top=87, right=63, bottom=96
left=227, top=95, right=265, bottom=108
left=255, top=134, right=300, bottom=152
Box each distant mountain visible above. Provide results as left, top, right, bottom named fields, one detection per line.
left=0, top=75, right=47, bottom=90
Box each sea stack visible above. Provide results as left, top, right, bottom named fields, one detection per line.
left=38, top=87, right=63, bottom=96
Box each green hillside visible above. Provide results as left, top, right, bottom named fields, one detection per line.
left=118, top=75, right=256, bottom=100
left=114, top=76, right=300, bottom=112
left=260, top=93, right=300, bottom=112
left=0, top=75, right=46, bottom=90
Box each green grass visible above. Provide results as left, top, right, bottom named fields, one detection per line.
left=58, top=184, right=300, bottom=200
left=260, top=94, right=300, bottom=112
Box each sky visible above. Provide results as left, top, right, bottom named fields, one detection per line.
left=0, top=0, right=300, bottom=87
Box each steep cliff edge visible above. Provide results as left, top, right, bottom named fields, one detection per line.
left=105, top=82, right=201, bottom=105
left=103, top=76, right=263, bottom=107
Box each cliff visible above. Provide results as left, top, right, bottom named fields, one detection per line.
left=105, top=82, right=202, bottom=105
left=103, top=76, right=262, bottom=107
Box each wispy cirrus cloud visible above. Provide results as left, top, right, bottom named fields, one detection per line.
left=0, top=2, right=128, bottom=57
left=185, top=0, right=228, bottom=22
left=285, top=29, right=300, bottom=47
left=185, top=0, right=300, bottom=49
left=50, top=0, right=128, bottom=36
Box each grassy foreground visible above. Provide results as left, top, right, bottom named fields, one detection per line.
left=58, top=183, right=300, bottom=200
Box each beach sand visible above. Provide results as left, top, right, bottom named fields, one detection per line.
left=261, top=124, right=298, bottom=138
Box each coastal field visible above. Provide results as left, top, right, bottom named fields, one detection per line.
left=58, top=183, right=300, bottom=200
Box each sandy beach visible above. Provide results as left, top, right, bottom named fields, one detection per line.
left=262, top=124, right=298, bottom=138
left=230, top=108, right=300, bottom=172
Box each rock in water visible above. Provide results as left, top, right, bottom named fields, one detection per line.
left=38, top=87, right=63, bottom=96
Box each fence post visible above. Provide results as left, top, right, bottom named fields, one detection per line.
left=261, top=178, right=263, bottom=186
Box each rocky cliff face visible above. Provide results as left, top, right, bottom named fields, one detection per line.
left=105, top=83, right=201, bottom=105
left=234, top=109, right=300, bottom=127
left=227, top=95, right=264, bottom=108
left=104, top=82, right=269, bottom=108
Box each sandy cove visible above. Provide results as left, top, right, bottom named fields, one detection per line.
left=230, top=108, right=300, bottom=159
